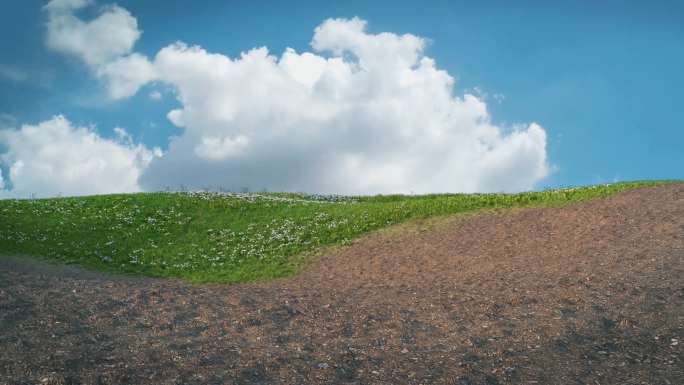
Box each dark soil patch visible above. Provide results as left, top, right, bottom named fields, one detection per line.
left=1, top=184, right=683, bottom=384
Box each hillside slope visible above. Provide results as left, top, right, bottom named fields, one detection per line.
left=0, top=181, right=666, bottom=283
left=1, top=184, right=683, bottom=384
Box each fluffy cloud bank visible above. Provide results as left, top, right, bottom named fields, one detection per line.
left=21, top=1, right=550, bottom=196
left=0, top=116, right=159, bottom=198
left=43, top=0, right=155, bottom=98
left=141, top=37, right=548, bottom=194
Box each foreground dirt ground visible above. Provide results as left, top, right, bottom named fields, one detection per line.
left=1, top=184, right=683, bottom=385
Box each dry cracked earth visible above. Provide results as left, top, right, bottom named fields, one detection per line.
left=1, top=184, right=683, bottom=384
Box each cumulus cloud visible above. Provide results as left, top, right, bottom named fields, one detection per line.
left=0, top=116, right=160, bottom=198
left=44, top=0, right=154, bottom=98
left=142, top=18, right=548, bottom=193
left=43, top=1, right=550, bottom=194
left=44, top=0, right=140, bottom=67
left=96, top=53, right=157, bottom=99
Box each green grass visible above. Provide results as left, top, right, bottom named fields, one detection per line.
left=0, top=181, right=675, bottom=283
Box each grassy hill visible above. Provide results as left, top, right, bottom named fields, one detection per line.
left=0, top=181, right=672, bottom=283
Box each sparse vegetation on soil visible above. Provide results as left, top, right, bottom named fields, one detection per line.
left=0, top=183, right=682, bottom=384
left=0, top=181, right=673, bottom=283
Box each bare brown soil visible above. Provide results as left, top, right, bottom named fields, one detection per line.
left=1, top=184, right=683, bottom=385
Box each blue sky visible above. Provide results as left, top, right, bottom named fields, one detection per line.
left=0, top=0, right=682, bottom=197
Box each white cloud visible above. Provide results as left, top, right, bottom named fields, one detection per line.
left=44, top=0, right=140, bottom=68
left=148, top=90, right=162, bottom=101
left=113, top=126, right=133, bottom=144
left=43, top=0, right=91, bottom=12
left=44, top=0, right=151, bottom=99
left=139, top=19, right=548, bottom=193
left=194, top=135, right=250, bottom=160
left=311, top=17, right=426, bottom=72
left=0, top=116, right=160, bottom=198
left=96, top=53, right=157, bottom=99
left=44, top=2, right=551, bottom=194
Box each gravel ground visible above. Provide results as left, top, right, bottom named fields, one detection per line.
left=1, top=184, right=683, bottom=384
